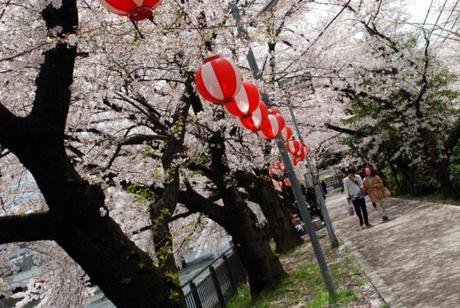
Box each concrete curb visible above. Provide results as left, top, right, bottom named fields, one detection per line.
left=338, top=235, right=406, bottom=308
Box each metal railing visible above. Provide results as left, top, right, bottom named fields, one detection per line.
left=181, top=247, right=247, bottom=308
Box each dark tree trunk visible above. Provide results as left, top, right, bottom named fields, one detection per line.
left=235, top=170, right=302, bottom=253
left=148, top=76, right=198, bottom=274
left=0, top=2, right=184, bottom=307
left=149, top=99, right=191, bottom=275
left=410, top=46, right=458, bottom=199
left=224, top=193, right=286, bottom=295
left=7, top=139, right=184, bottom=307
left=150, top=174, right=179, bottom=274
left=418, top=127, right=458, bottom=198
left=179, top=183, right=286, bottom=297
left=179, top=130, right=286, bottom=296
left=389, top=163, right=403, bottom=194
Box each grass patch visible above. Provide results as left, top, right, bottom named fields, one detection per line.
left=227, top=244, right=362, bottom=308
left=398, top=193, right=460, bottom=206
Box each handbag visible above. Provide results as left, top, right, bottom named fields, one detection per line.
left=348, top=206, right=355, bottom=216
left=384, top=187, right=391, bottom=198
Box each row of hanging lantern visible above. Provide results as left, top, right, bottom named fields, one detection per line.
left=98, top=3, right=310, bottom=184
left=194, top=55, right=309, bottom=166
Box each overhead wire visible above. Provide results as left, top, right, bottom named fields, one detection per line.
left=428, top=0, right=449, bottom=40
left=276, top=0, right=352, bottom=80
left=441, top=0, right=460, bottom=42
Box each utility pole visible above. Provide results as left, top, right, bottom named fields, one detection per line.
left=228, top=1, right=337, bottom=301
left=288, top=107, right=339, bottom=248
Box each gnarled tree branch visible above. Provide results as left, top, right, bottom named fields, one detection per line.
left=0, top=213, right=54, bottom=244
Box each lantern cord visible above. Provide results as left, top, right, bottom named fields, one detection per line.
left=148, top=16, right=157, bottom=26
left=130, top=20, right=145, bottom=40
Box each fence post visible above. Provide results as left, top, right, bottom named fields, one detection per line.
left=210, top=266, right=226, bottom=306
left=223, top=254, right=237, bottom=293
left=190, top=282, right=203, bottom=308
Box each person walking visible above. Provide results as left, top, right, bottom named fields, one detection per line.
left=343, top=168, right=371, bottom=228
left=363, top=165, right=390, bottom=222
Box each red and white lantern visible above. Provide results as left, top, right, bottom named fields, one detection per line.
left=260, top=112, right=286, bottom=140
left=225, top=81, right=260, bottom=117
left=292, top=155, right=299, bottom=166
left=195, top=55, right=242, bottom=104
left=269, top=160, right=284, bottom=178
left=298, top=145, right=306, bottom=161
left=239, top=101, right=269, bottom=132
left=283, top=178, right=291, bottom=187
left=286, top=139, right=301, bottom=156
left=280, top=127, right=293, bottom=142
left=99, top=0, right=162, bottom=21
left=299, top=144, right=308, bottom=161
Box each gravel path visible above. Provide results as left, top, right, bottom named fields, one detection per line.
left=326, top=190, right=460, bottom=308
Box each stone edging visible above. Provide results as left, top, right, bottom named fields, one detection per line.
left=337, top=235, right=406, bottom=308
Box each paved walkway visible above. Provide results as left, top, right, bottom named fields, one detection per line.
left=326, top=191, right=460, bottom=308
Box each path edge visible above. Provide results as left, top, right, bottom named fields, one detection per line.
left=337, top=235, right=406, bottom=308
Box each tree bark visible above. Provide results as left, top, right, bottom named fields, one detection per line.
left=0, top=2, right=184, bottom=307
left=179, top=183, right=286, bottom=296
left=179, top=130, right=286, bottom=296
left=235, top=170, right=303, bottom=253
left=221, top=190, right=286, bottom=295
left=411, top=36, right=458, bottom=199
left=149, top=79, right=194, bottom=274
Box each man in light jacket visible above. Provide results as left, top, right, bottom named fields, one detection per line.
left=343, top=168, right=371, bottom=228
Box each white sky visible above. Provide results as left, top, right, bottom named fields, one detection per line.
left=405, top=0, right=452, bottom=24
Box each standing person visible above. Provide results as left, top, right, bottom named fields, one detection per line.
left=363, top=166, right=390, bottom=222
left=291, top=214, right=305, bottom=236
left=343, top=168, right=371, bottom=228
left=301, top=184, right=325, bottom=225
left=320, top=180, right=328, bottom=200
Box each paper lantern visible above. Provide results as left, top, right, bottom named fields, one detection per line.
left=292, top=155, right=299, bottom=166
left=260, top=112, right=286, bottom=140
left=99, top=0, right=162, bottom=21
left=239, top=101, right=269, bottom=132
left=224, top=81, right=260, bottom=116
left=195, top=55, right=242, bottom=104
left=283, top=178, right=291, bottom=187
left=286, top=139, right=301, bottom=156
left=281, top=127, right=293, bottom=142
left=298, top=145, right=306, bottom=161
left=269, top=160, right=284, bottom=178
left=299, top=144, right=309, bottom=161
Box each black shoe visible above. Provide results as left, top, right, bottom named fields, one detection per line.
left=382, top=216, right=390, bottom=222
left=365, top=223, right=372, bottom=228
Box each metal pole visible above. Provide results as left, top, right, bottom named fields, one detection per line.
left=228, top=0, right=337, bottom=300
left=275, top=136, right=337, bottom=299
left=287, top=107, right=339, bottom=247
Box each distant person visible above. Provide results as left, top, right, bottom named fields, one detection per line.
left=343, top=168, right=371, bottom=229
left=321, top=180, right=328, bottom=199
left=357, top=165, right=366, bottom=179
left=301, top=184, right=325, bottom=224
left=363, top=165, right=390, bottom=222
left=291, top=214, right=305, bottom=236
left=339, top=168, right=347, bottom=194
